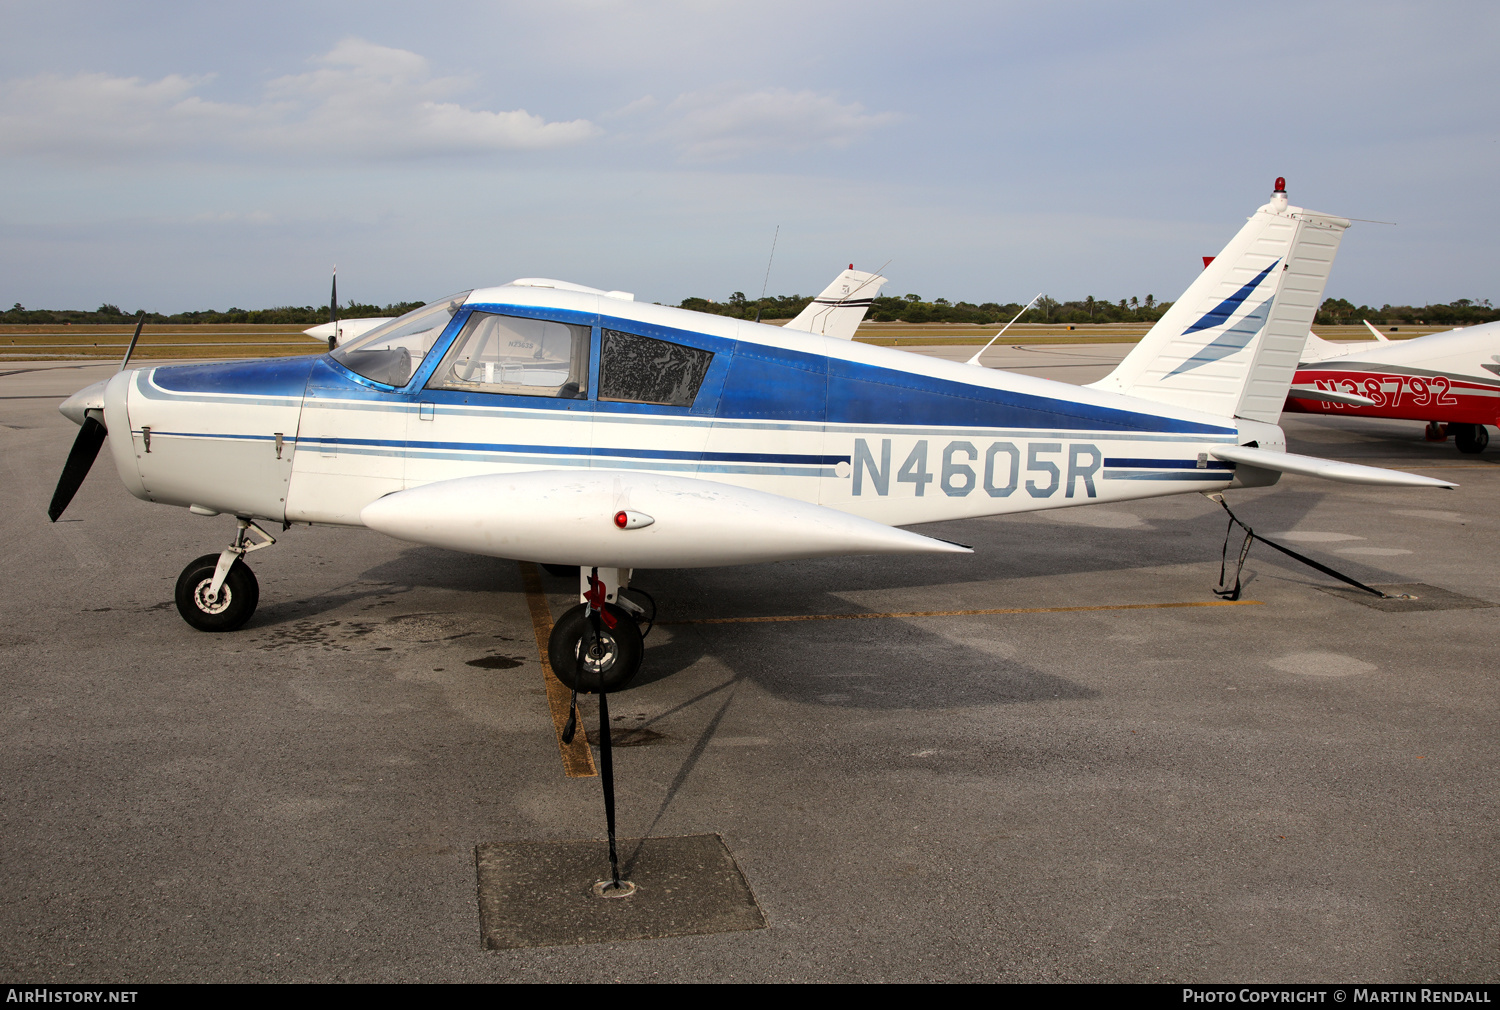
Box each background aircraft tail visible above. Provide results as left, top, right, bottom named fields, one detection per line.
left=783, top=266, right=888, bottom=340
left=1089, top=181, right=1349, bottom=424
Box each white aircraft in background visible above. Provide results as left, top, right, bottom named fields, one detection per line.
left=782, top=265, right=888, bottom=339
left=1285, top=318, right=1500, bottom=453
left=302, top=269, right=392, bottom=347
left=51, top=180, right=1452, bottom=695
left=303, top=264, right=889, bottom=346
left=303, top=316, right=388, bottom=344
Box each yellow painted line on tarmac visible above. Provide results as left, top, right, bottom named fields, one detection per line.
left=518, top=561, right=596, bottom=778
left=662, top=599, right=1262, bottom=626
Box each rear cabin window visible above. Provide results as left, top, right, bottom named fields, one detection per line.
left=426, top=312, right=590, bottom=398
left=598, top=329, right=713, bottom=407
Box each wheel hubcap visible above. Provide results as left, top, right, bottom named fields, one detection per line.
left=192, top=578, right=232, bottom=615
left=575, top=630, right=619, bottom=674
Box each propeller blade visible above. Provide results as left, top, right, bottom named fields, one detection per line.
left=328, top=266, right=338, bottom=352
left=48, top=415, right=107, bottom=521
left=119, top=311, right=146, bottom=371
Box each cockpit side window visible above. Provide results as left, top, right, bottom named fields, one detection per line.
left=425, top=312, right=591, bottom=399
left=598, top=328, right=713, bottom=407
left=330, top=291, right=470, bottom=387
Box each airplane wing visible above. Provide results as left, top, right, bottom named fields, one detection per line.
left=1285, top=385, right=1376, bottom=406
left=783, top=266, right=888, bottom=340
left=361, top=470, right=971, bottom=569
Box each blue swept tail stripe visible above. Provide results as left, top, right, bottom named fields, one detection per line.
left=1182, top=259, right=1280, bottom=335
left=1165, top=294, right=1275, bottom=378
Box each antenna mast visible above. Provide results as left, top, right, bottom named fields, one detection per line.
left=755, top=225, right=780, bottom=323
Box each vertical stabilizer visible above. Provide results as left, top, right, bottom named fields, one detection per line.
left=784, top=266, right=888, bottom=340
left=1089, top=181, right=1349, bottom=422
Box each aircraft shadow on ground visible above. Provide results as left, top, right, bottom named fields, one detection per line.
left=339, top=546, right=1097, bottom=710
left=628, top=618, right=1097, bottom=710
left=1285, top=414, right=1500, bottom=463
left=321, top=483, right=1427, bottom=711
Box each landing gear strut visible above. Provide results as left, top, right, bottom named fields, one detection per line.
left=174, top=518, right=276, bottom=632
left=547, top=567, right=646, bottom=896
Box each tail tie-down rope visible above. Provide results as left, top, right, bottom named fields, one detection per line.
left=1206, top=494, right=1408, bottom=602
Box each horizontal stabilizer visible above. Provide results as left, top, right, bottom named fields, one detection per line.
left=361, top=470, right=971, bottom=568
left=1210, top=444, right=1456, bottom=488
left=1286, top=385, right=1376, bottom=407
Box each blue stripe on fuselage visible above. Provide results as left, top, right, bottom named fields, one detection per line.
left=1103, top=470, right=1230, bottom=481
left=1104, top=457, right=1233, bottom=470
left=318, top=435, right=845, bottom=466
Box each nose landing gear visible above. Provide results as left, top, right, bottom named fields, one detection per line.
left=174, top=518, right=276, bottom=631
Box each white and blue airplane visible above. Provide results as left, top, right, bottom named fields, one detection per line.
left=300, top=264, right=890, bottom=345
left=49, top=180, right=1453, bottom=690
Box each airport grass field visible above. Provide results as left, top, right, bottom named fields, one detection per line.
left=0, top=321, right=1449, bottom=361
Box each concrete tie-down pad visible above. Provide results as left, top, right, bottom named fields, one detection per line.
left=475, top=834, right=766, bottom=949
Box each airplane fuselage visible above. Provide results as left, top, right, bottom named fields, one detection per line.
left=102, top=286, right=1251, bottom=535
left=1286, top=322, right=1500, bottom=426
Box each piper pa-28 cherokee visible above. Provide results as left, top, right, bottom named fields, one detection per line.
left=300, top=263, right=890, bottom=345
left=1285, top=318, right=1500, bottom=454
left=50, top=180, right=1453, bottom=691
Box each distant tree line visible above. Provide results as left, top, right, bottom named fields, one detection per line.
left=1315, top=298, right=1498, bottom=327
left=0, top=301, right=425, bottom=325
left=680, top=291, right=1173, bottom=324
left=684, top=291, right=1500, bottom=328
left=6, top=294, right=1495, bottom=329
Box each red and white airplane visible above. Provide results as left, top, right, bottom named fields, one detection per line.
left=1285, top=318, right=1500, bottom=453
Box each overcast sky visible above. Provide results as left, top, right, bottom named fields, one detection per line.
left=1, top=1, right=1495, bottom=312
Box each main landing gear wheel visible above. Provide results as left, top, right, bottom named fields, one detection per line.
left=547, top=603, right=643, bottom=693
left=1454, top=423, right=1489, bottom=454
left=174, top=553, right=259, bottom=632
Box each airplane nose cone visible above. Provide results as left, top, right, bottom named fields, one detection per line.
left=59, top=379, right=109, bottom=427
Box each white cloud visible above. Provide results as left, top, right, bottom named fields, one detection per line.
left=0, top=38, right=599, bottom=162
left=658, top=85, right=900, bottom=162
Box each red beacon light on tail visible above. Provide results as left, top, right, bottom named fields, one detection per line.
left=1270, top=177, right=1289, bottom=212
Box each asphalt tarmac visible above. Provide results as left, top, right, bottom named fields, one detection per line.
left=1, top=351, right=1496, bottom=983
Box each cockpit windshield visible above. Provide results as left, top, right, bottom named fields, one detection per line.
left=329, top=291, right=472, bottom=387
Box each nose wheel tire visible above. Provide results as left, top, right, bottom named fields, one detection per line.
left=174, top=553, right=259, bottom=632
left=1454, top=423, right=1489, bottom=454
left=547, top=603, right=643, bottom=693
